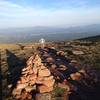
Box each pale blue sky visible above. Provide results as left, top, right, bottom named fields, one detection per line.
left=0, top=0, right=100, bottom=28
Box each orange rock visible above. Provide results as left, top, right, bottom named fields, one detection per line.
left=44, top=76, right=54, bottom=81
left=36, top=80, right=43, bottom=84
left=58, top=65, right=67, bottom=71
left=34, top=61, right=42, bottom=67
left=27, top=93, right=32, bottom=100
left=40, top=65, right=46, bottom=69
left=33, top=66, right=38, bottom=74
left=22, top=67, right=27, bottom=72
left=29, top=69, right=34, bottom=74
left=70, top=72, right=81, bottom=80
left=22, top=66, right=32, bottom=72
left=29, top=74, right=37, bottom=81
left=22, top=70, right=29, bottom=74
left=57, top=51, right=65, bottom=56
left=12, top=88, right=22, bottom=95
left=36, top=76, right=44, bottom=84
left=79, top=69, right=86, bottom=74
left=56, top=76, right=60, bottom=80
left=38, top=68, right=51, bottom=77
left=27, top=56, right=34, bottom=66
left=33, top=55, right=42, bottom=64
left=21, top=91, right=28, bottom=100
left=26, top=75, right=30, bottom=81
left=15, top=95, right=21, bottom=99
left=38, top=85, right=53, bottom=93
left=25, top=86, right=34, bottom=92
left=16, top=83, right=28, bottom=90
left=21, top=77, right=28, bottom=83
left=42, top=78, right=55, bottom=87
left=29, top=80, right=36, bottom=85
left=46, top=57, right=54, bottom=62
left=51, top=64, right=57, bottom=69
left=17, top=80, right=22, bottom=84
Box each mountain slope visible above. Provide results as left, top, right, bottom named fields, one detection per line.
left=78, top=35, right=100, bottom=42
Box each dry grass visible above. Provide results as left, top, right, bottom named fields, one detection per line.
left=0, top=44, right=20, bottom=50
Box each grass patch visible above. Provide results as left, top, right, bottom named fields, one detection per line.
left=54, top=87, right=66, bottom=96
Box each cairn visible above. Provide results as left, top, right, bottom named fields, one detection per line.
left=12, top=54, right=55, bottom=100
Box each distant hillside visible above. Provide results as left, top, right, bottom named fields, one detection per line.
left=78, top=35, right=100, bottom=42
left=0, top=24, right=100, bottom=43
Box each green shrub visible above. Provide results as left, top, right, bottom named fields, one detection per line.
left=54, top=87, right=66, bottom=96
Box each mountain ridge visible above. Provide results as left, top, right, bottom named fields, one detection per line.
left=0, top=24, right=100, bottom=43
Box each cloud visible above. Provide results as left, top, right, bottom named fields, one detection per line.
left=0, top=0, right=99, bottom=17
left=0, top=0, right=100, bottom=28
left=0, top=1, right=41, bottom=17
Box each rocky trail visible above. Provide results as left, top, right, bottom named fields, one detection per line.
left=0, top=45, right=100, bottom=100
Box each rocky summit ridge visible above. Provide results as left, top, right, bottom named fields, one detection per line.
left=11, top=45, right=87, bottom=100
left=1, top=42, right=100, bottom=100
left=12, top=53, right=55, bottom=100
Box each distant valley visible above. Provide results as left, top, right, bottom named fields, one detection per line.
left=0, top=24, right=100, bottom=43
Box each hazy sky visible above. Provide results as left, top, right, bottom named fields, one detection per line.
left=0, top=0, right=100, bottom=28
